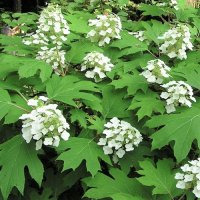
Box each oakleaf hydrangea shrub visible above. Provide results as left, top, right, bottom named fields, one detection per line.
left=0, top=0, right=199, bottom=200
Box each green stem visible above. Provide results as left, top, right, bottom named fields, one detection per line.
left=17, top=91, right=28, bottom=102
left=55, top=45, right=65, bottom=76
left=147, top=49, right=158, bottom=58
left=178, top=193, right=185, bottom=200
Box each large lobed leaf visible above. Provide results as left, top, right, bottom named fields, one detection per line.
left=142, top=20, right=169, bottom=44
left=129, top=90, right=165, bottom=120
left=57, top=137, right=111, bottom=177
left=70, top=109, right=88, bottom=128
left=0, top=135, right=44, bottom=200
left=172, top=51, right=200, bottom=89
left=0, top=89, right=30, bottom=124
left=111, top=73, right=148, bottom=96
left=138, top=3, right=167, bottom=16
left=46, top=75, right=100, bottom=107
left=102, top=85, right=131, bottom=118
left=66, top=40, right=102, bottom=64
left=0, top=54, right=52, bottom=82
left=137, top=159, right=178, bottom=197
left=146, top=101, right=200, bottom=161
left=110, top=31, right=148, bottom=57
left=83, top=168, right=152, bottom=200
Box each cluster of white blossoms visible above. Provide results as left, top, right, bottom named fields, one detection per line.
left=36, top=46, right=66, bottom=75
left=152, top=0, right=179, bottom=10
left=175, top=158, right=200, bottom=198
left=23, top=4, right=70, bottom=47
left=23, top=4, right=70, bottom=75
left=98, top=117, right=143, bottom=163
left=160, top=81, right=196, bottom=113
left=129, top=31, right=146, bottom=41
left=19, top=96, right=70, bottom=150
left=141, top=59, right=171, bottom=84
left=169, top=0, right=179, bottom=10
left=87, top=13, right=122, bottom=46
left=158, top=24, right=193, bottom=60
left=152, top=1, right=167, bottom=7
left=81, top=51, right=114, bottom=81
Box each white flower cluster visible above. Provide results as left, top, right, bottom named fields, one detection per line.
left=87, top=14, right=122, bottom=46
left=129, top=31, right=146, bottom=41
left=175, top=158, right=200, bottom=198
left=98, top=117, right=143, bottom=163
left=151, top=0, right=178, bottom=10
left=158, top=24, right=193, bottom=60
left=23, top=4, right=70, bottom=75
left=81, top=51, right=114, bottom=81
left=36, top=46, right=66, bottom=75
left=141, top=59, right=171, bottom=84
left=170, top=0, right=179, bottom=10
left=153, top=2, right=167, bottom=7
left=19, top=96, right=70, bottom=150
left=23, top=4, right=70, bottom=47
left=160, top=81, right=196, bottom=113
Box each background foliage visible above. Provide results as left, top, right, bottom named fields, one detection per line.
left=0, top=0, right=200, bottom=199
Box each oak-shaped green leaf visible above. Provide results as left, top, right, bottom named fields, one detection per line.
left=118, top=0, right=129, bottom=6
left=175, top=7, right=198, bottom=21
left=0, top=35, right=31, bottom=55
left=0, top=54, right=52, bottom=81
left=111, top=193, right=144, bottom=200
left=137, top=159, right=178, bottom=198
left=88, top=116, right=105, bottom=133
left=111, top=73, right=148, bottom=96
left=119, top=146, right=151, bottom=174
left=110, top=31, right=148, bottom=57
left=102, top=85, right=131, bottom=118
left=66, top=11, right=92, bottom=34
left=70, top=109, right=88, bottom=128
left=4, top=94, right=30, bottom=124
left=29, top=188, right=56, bottom=200
left=46, top=75, right=100, bottom=107
left=0, top=54, right=52, bottom=82
left=0, top=89, right=11, bottom=121
left=172, top=51, right=200, bottom=89
left=0, top=135, right=44, bottom=200
left=57, top=137, right=111, bottom=176
left=142, top=20, right=169, bottom=44
left=139, top=3, right=166, bottom=16
left=0, top=54, right=21, bottom=79
left=110, top=31, right=144, bottom=49
left=0, top=89, right=30, bottom=124
left=66, top=40, right=102, bottom=64
left=129, top=90, right=165, bottom=120
left=146, top=101, right=200, bottom=161
left=18, top=58, right=52, bottom=82
left=83, top=168, right=151, bottom=200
